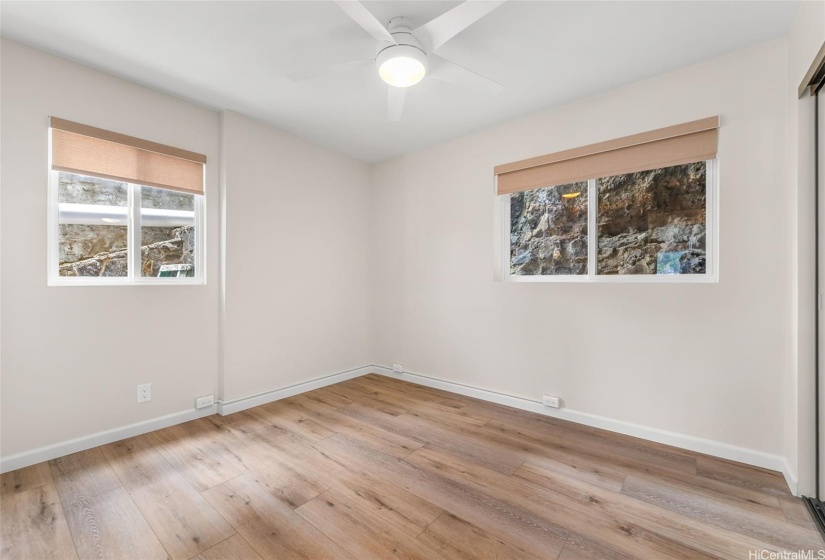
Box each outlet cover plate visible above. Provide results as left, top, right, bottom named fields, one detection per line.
left=137, top=383, right=152, bottom=403
left=195, top=395, right=215, bottom=409
left=542, top=395, right=560, bottom=408
left=392, top=363, right=404, bottom=373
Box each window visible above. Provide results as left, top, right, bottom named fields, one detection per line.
left=510, top=181, right=589, bottom=276
left=501, top=161, right=715, bottom=282
left=139, top=185, right=197, bottom=278
left=597, top=162, right=707, bottom=276
left=48, top=118, right=206, bottom=285
left=496, top=117, right=719, bottom=283
left=50, top=171, right=204, bottom=284
left=57, top=173, right=129, bottom=278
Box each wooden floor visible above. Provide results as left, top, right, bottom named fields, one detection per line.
left=1, top=374, right=822, bottom=559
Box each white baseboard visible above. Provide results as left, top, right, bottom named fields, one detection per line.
left=2, top=363, right=799, bottom=497
left=0, top=405, right=217, bottom=474
left=371, top=366, right=800, bottom=496
left=0, top=365, right=373, bottom=474
left=780, top=458, right=799, bottom=496
left=216, top=366, right=374, bottom=415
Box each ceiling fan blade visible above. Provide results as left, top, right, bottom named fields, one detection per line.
left=388, top=86, right=406, bottom=122
left=414, top=0, right=506, bottom=52
left=334, top=1, right=397, bottom=44
left=287, top=59, right=373, bottom=82
left=428, top=54, right=503, bottom=95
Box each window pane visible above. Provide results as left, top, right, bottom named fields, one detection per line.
left=58, top=172, right=128, bottom=277
left=140, top=186, right=196, bottom=278
left=597, top=162, right=706, bottom=275
left=510, top=182, right=588, bottom=275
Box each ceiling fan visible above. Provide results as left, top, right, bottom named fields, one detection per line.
left=289, top=0, right=506, bottom=121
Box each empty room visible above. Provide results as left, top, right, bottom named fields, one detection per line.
left=2, top=0, right=825, bottom=558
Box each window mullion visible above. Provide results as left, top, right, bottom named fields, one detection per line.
left=197, top=194, right=205, bottom=282
left=48, top=170, right=58, bottom=284
left=128, top=184, right=138, bottom=282
left=503, top=194, right=511, bottom=279
left=587, top=178, right=597, bottom=280
left=707, top=159, right=716, bottom=280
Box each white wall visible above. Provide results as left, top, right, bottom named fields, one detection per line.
left=220, top=111, right=372, bottom=402
left=0, top=39, right=221, bottom=456
left=371, top=39, right=791, bottom=466
left=787, top=0, right=825, bottom=497
left=0, top=42, right=373, bottom=465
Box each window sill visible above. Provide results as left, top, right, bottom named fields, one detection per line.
left=48, top=278, right=206, bottom=287
left=502, top=274, right=718, bottom=284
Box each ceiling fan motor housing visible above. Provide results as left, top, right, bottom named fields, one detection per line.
left=376, top=16, right=428, bottom=77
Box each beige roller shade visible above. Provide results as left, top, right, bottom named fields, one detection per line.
left=50, top=117, right=206, bottom=195
left=494, top=116, right=719, bottom=196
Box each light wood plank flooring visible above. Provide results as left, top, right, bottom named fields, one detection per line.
left=1, top=373, right=822, bottom=559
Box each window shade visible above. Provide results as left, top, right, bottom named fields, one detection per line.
left=50, top=117, right=206, bottom=195
left=494, top=116, right=719, bottom=196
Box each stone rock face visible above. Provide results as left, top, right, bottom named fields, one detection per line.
left=510, top=182, right=588, bottom=275
left=59, top=224, right=126, bottom=265
left=140, top=186, right=194, bottom=211
left=597, top=163, right=706, bottom=275
left=60, top=248, right=126, bottom=278
left=59, top=172, right=193, bottom=211
left=509, top=163, right=706, bottom=276
left=59, top=225, right=174, bottom=265
left=59, top=226, right=194, bottom=278
left=140, top=225, right=195, bottom=277
left=59, top=173, right=127, bottom=205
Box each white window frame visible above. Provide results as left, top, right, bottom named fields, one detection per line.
left=499, top=160, right=718, bottom=283
left=47, top=170, right=206, bottom=286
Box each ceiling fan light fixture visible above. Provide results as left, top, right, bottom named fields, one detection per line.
left=377, top=44, right=427, bottom=88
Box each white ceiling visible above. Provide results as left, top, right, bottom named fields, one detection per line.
left=1, top=1, right=800, bottom=163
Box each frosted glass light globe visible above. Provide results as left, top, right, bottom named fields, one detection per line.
left=377, top=45, right=427, bottom=88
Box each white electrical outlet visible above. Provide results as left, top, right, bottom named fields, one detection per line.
left=392, top=363, right=404, bottom=373
left=542, top=395, right=560, bottom=409
left=137, top=383, right=152, bottom=403
left=195, top=395, right=215, bottom=409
